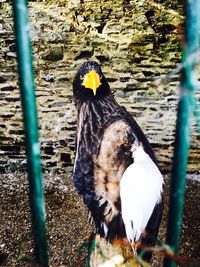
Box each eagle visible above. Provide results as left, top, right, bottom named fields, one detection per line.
left=72, top=61, right=164, bottom=260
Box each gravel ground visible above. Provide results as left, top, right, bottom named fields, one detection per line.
left=0, top=172, right=200, bottom=267
left=0, top=172, right=92, bottom=267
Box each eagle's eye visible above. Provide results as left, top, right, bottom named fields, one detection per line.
left=80, top=75, right=84, bottom=80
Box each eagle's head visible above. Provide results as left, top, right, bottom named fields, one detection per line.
left=73, top=61, right=111, bottom=102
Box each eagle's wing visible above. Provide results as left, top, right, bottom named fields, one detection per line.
left=73, top=117, right=135, bottom=238
left=73, top=107, right=162, bottom=242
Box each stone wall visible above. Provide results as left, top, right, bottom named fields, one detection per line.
left=1, top=0, right=199, bottom=174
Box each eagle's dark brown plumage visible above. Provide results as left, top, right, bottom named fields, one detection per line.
left=72, top=61, right=163, bottom=260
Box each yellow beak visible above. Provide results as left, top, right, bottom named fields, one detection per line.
left=82, top=70, right=102, bottom=95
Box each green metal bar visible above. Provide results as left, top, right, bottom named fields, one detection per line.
left=12, top=1, right=49, bottom=266
left=164, top=1, right=200, bottom=266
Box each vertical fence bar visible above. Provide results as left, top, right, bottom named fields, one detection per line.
left=164, top=1, right=200, bottom=266
left=12, top=1, right=49, bottom=266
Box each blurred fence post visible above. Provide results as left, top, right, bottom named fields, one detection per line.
left=164, top=1, right=200, bottom=266
left=12, top=1, right=49, bottom=266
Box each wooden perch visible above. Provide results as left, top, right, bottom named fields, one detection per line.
left=88, top=235, right=141, bottom=267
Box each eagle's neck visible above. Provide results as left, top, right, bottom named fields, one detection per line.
left=77, top=94, right=121, bottom=122
left=76, top=95, right=122, bottom=155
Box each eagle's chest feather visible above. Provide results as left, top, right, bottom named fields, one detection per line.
left=93, top=120, right=133, bottom=205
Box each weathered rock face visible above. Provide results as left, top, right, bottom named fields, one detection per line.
left=0, top=1, right=199, bottom=174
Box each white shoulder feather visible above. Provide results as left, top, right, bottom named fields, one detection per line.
left=120, top=145, right=164, bottom=242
